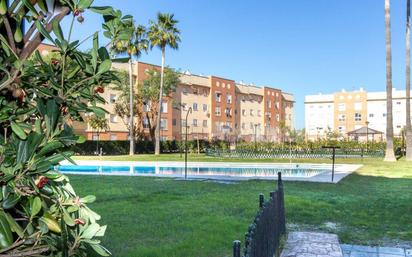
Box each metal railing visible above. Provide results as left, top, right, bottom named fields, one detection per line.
left=206, top=148, right=384, bottom=159
left=233, top=172, right=286, bottom=257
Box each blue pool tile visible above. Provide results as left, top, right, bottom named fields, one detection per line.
left=379, top=247, right=405, bottom=255
left=352, top=245, right=378, bottom=253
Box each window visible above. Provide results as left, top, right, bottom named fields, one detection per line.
left=110, top=134, right=117, bottom=141
left=160, top=136, right=168, bottom=141
left=193, top=119, right=198, bottom=127
left=227, top=83, right=231, bottom=89
left=242, top=109, right=246, bottom=116
left=216, top=81, right=220, bottom=87
left=110, top=114, right=118, bottom=123
left=396, top=101, right=402, bottom=105
left=397, top=125, right=402, bottom=128
left=143, top=117, right=149, bottom=129
left=338, top=103, right=346, bottom=111
left=92, top=133, right=99, bottom=141
left=242, top=123, right=245, bottom=129
left=338, top=114, right=346, bottom=121
left=193, top=103, right=198, bottom=111
left=172, top=119, right=177, bottom=126
left=225, top=108, right=232, bottom=117
left=338, top=126, right=345, bottom=133
left=276, top=102, right=280, bottom=109
left=257, top=110, right=261, bottom=117
left=215, top=107, right=221, bottom=116
left=182, top=103, right=188, bottom=111
left=267, top=101, right=271, bottom=108
left=354, top=102, right=362, bottom=111
left=383, top=113, right=387, bottom=117
left=203, top=104, right=208, bottom=112
left=250, top=122, right=254, bottom=129
left=181, top=119, right=187, bottom=127
left=161, top=101, right=168, bottom=113
left=227, top=94, right=232, bottom=104
left=355, top=113, right=362, bottom=121
left=182, top=87, right=188, bottom=95
left=215, top=92, right=221, bottom=102
left=203, top=120, right=207, bottom=127
left=109, top=94, right=117, bottom=103
left=369, top=113, right=374, bottom=118
left=276, top=114, right=280, bottom=121
left=250, top=109, right=254, bottom=116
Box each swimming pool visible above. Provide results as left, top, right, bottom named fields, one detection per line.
left=57, top=161, right=362, bottom=182
left=57, top=164, right=326, bottom=177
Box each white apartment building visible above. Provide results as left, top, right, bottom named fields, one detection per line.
left=305, top=88, right=412, bottom=141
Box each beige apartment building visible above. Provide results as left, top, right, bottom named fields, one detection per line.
left=78, top=61, right=295, bottom=142
left=305, top=88, right=412, bottom=141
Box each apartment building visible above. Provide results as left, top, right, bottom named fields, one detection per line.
left=305, top=88, right=412, bottom=141
left=80, top=61, right=295, bottom=142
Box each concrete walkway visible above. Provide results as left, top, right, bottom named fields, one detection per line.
left=341, top=244, right=412, bottom=257
left=281, top=232, right=343, bottom=257
left=280, top=232, right=412, bottom=257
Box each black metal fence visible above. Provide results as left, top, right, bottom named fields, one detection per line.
left=233, top=172, right=286, bottom=257
left=206, top=148, right=384, bottom=159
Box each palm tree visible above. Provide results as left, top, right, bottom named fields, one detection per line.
left=406, top=0, right=412, bottom=161
left=148, top=13, right=181, bottom=155
left=384, top=0, right=396, bottom=161
left=109, top=18, right=149, bottom=155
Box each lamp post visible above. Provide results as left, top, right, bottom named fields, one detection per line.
left=184, top=107, right=193, bottom=180
left=365, top=121, right=370, bottom=151
left=254, top=124, right=258, bottom=150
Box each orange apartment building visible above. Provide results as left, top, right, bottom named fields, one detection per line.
left=79, top=61, right=295, bottom=142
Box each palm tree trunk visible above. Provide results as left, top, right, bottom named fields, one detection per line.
left=155, top=47, right=165, bottom=155
left=406, top=0, right=412, bottom=161
left=129, top=59, right=135, bottom=155
left=384, top=0, right=396, bottom=161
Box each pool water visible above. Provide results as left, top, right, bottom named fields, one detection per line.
left=56, top=165, right=328, bottom=178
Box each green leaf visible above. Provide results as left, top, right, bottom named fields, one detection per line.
left=52, top=20, right=64, bottom=42
left=90, top=243, right=111, bottom=256
left=89, top=6, right=115, bottom=15
left=3, top=212, right=24, bottom=238
left=31, top=197, right=42, bottom=219
left=23, top=0, right=40, bottom=18
left=62, top=208, right=74, bottom=226
left=81, top=223, right=100, bottom=239
left=35, top=21, right=54, bottom=43
left=11, top=121, right=26, bottom=140
left=97, top=59, right=111, bottom=74
left=80, top=195, right=96, bottom=204
left=78, top=0, right=94, bottom=9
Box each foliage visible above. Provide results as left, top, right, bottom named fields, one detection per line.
left=70, top=140, right=211, bottom=155
left=0, top=0, right=124, bottom=255
left=88, top=115, right=109, bottom=134
left=147, top=13, right=181, bottom=51
left=68, top=158, right=412, bottom=256
left=113, top=68, right=180, bottom=140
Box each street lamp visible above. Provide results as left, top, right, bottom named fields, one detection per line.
left=184, top=107, right=193, bottom=180
left=254, top=124, right=258, bottom=150
left=365, top=121, right=370, bottom=151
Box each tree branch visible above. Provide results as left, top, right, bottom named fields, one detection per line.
left=3, top=15, right=17, bottom=54
left=20, top=6, right=71, bottom=60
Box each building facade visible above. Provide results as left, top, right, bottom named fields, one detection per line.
left=79, top=61, right=295, bottom=142
left=305, top=88, right=412, bottom=141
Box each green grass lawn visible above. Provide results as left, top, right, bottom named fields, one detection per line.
left=69, top=155, right=412, bottom=257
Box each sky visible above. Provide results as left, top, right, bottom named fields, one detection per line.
left=61, top=0, right=409, bottom=129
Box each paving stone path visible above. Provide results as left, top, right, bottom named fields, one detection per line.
left=341, top=244, right=412, bottom=257
left=280, top=232, right=412, bottom=257
left=281, top=232, right=343, bottom=257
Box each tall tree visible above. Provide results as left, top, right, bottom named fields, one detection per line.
left=104, top=15, right=149, bottom=155
left=113, top=68, right=180, bottom=141
left=406, top=0, right=412, bottom=161
left=384, top=0, right=397, bottom=161
left=148, top=12, right=181, bottom=155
